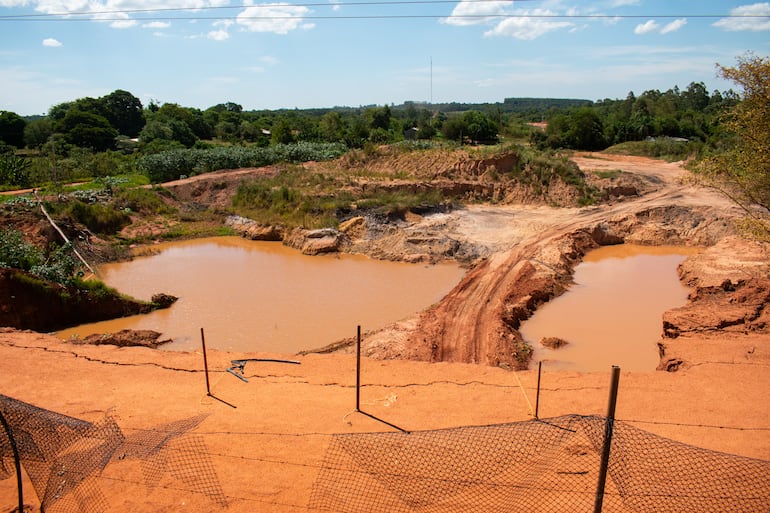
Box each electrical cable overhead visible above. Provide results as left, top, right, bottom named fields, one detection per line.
left=0, top=0, right=767, bottom=22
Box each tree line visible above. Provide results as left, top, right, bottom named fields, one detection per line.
left=532, top=81, right=739, bottom=152
left=0, top=65, right=756, bottom=191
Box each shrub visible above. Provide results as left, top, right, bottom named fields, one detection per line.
left=0, top=154, right=31, bottom=188
left=114, top=187, right=174, bottom=215
left=61, top=200, right=131, bottom=234
left=0, top=228, right=82, bottom=285
left=605, top=138, right=696, bottom=161
left=0, top=228, right=43, bottom=270
left=30, top=243, right=79, bottom=285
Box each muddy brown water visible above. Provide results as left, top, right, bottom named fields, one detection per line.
left=520, top=244, right=701, bottom=372
left=56, top=237, right=466, bottom=353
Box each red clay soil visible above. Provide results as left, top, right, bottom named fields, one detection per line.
left=1, top=153, right=768, bottom=512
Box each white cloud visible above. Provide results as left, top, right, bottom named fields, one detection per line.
left=635, top=17, right=687, bottom=35
left=444, top=3, right=574, bottom=38
left=634, top=20, right=659, bottom=34
left=236, top=4, right=312, bottom=34
left=442, top=0, right=512, bottom=27
left=143, top=21, right=170, bottom=28
left=42, top=37, right=62, bottom=46
left=660, top=18, right=687, bottom=34
left=713, top=2, right=770, bottom=31
left=24, top=0, right=231, bottom=28
left=485, top=12, right=573, bottom=39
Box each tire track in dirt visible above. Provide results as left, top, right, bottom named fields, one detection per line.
left=404, top=156, right=741, bottom=369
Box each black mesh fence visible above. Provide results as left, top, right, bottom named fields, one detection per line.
left=309, top=414, right=770, bottom=513
left=0, top=394, right=227, bottom=512
left=2, top=394, right=769, bottom=512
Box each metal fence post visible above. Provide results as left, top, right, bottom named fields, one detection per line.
left=355, top=325, right=361, bottom=412
left=535, top=361, right=542, bottom=419
left=594, top=365, right=621, bottom=513
left=201, top=328, right=211, bottom=396
left=0, top=408, right=24, bottom=513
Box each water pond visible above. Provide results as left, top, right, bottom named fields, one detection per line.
left=57, top=237, right=466, bottom=353
left=520, top=244, right=700, bottom=372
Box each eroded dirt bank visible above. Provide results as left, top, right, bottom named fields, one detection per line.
left=313, top=153, right=766, bottom=372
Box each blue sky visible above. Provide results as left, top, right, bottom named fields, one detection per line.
left=1, top=0, right=769, bottom=115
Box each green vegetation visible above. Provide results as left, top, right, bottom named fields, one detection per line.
left=232, top=167, right=351, bottom=228
left=593, top=170, right=622, bottom=180
left=0, top=228, right=79, bottom=285
left=51, top=199, right=132, bottom=235
left=0, top=56, right=764, bottom=242
left=532, top=81, right=737, bottom=154
left=0, top=153, right=31, bottom=189
left=0, top=72, right=748, bottom=191
left=604, top=138, right=696, bottom=161
left=113, top=187, right=173, bottom=215
left=138, top=142, right=347, bottom=183
left=691, top=53, right=770, bottom=240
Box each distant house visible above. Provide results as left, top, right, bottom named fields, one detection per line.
left=404, top=127, right=419, bottom=140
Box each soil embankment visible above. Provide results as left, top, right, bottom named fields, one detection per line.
left=326, top=153, right=765, bottom=371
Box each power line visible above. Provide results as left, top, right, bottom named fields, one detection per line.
left=0, top=1, right=766, bottom=22
left=1, top=14, right=765, bottom=22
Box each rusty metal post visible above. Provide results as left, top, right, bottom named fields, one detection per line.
left=201, top=328, right=211, bottom=396
left=594, top=365, right=621, bottom=513
left=535, top=361, right=542, bottom=419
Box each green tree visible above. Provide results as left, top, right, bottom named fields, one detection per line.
left=0, top=111, right=27, bottom=148
left=682, top=81, right=710, bottom=112
left=368, top=105, right=392, bottom=131
left=693, top=54, right=770, bottom=238
left=154, top=103, right=207, bottom=141
left=215, top=120, right=240, bottom=142
left=463, top=110, right=498, bottom=144
left=271, top=118, right=294, bottom=145
left=440, top=115, right=466, bottom=142
left=319, top=111, right=346, bottom=143
left=23, top=118, right=54, bottom=149
left=441, top=111, right=497, bottom=144
left=61, top=109, right=118, bottom=151
left=239, top=120, right=261, bottom=143
left=564, top=107, right=606, bottom=150
left=101, top=89, right=145, bottom=137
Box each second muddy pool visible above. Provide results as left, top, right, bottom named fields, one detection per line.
left=520, top=244, right=700, bottom=372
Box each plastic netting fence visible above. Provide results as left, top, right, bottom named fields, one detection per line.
left=2, top=394, right=769, bottom=512
left=0, top=394, right=226, bottom=512
left=309, top=414, right=770, bottom=513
